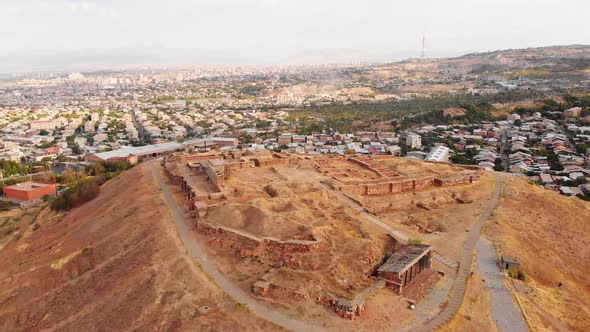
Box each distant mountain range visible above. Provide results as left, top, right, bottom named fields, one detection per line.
left=0, top=45, right=589, bottom=74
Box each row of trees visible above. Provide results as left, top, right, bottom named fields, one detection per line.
left=50, top=177, right=103, bottom=211
left=291, top=90, right=546, bottom=133
left=0, top=160, right=29, bottom=177
left=50, top=161, right=133, bottom=211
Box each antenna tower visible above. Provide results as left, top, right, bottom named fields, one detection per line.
left=421, top=35, right=426, bottom=60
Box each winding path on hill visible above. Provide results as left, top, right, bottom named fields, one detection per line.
left=420, top=174, right=526, bottom=331
left=149, top=162, right=320, bottom=332
left=477, top=238, right=528, bottom=332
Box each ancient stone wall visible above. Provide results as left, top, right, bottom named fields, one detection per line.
left=335, top=184, right=368, bottom=195
left=434, top=173, right=480, bottom=186
left=365, top=182, right=392, bottom=195
left=335, top=177, right=436, bottom=196
left=194, top=220, right=324, bottom=257
left=325, top=280, right=386, bottom=320
left=183, top=154, right=225, bottom=163
left=262, top=237, right=324, bottom=254
left=253, top=156, right=302, bottom=168
left=414, top=176, right=436, bottom=189
left=252, top=281, right=270, bottom=296
left=167, top=178, right=327, bottom=257
left=202, top=162, right=224, bottom=188
left=196, top=220, right=262, bottom=253
left=314, top=156, right=347, bottom=165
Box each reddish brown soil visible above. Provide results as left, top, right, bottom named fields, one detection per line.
left=0, top=164, right=279, bottom=331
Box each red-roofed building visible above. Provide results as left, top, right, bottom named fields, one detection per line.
left=3, top=181, right=57, bottom=200
left=43, top=146, right=62, bottom=155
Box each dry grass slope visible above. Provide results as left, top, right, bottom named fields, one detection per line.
left=485, top=174, right=590, bottom=332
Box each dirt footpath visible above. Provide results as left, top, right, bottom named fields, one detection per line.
left=476, top=238, right=528, bottom=332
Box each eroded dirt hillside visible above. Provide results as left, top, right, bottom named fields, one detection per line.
left=0, top=163, right=278, bottom=331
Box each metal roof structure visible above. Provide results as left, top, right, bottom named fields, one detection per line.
left=377, top=244, right=431, bottom=275
left=91, top=141, right=184, bottom=160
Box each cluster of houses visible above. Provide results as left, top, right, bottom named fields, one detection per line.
left=0, top=107, right=141, bottom=165
left=254, top=131, right=403, bottom=155
left=503, top=110, right=590, bottom=197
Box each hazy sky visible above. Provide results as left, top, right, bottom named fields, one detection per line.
left=1, top=0, right=590, bottom=65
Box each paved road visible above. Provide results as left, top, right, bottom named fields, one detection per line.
left=477, top=238, right=528, bottom=332
left=149, top=162, right=321, bottom=332
left=420, top=174, right=507, bottom=331
left=500, top=131, right=510, bottom=171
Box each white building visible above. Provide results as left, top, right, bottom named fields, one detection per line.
left=406, top=133, right=422, bottom=149
left=30, top=120, right=60, bottom=130
left=507, top=114, right=521, bottom=123
left=425, top=146, right=450, bottom=162
left=68, top=72, right=85, bottom=80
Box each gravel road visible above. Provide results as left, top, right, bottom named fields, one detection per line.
left=477, top=238, right=528, bottom=332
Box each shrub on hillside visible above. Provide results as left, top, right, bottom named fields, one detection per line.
left=87, top=160, right=132, bottom=176
left=0, top=200, right=18, bottom=211
left=50, top=177, right=104, bottom=211
left=427, top=220, right=447, bottom=232
left=57, top=169, right=86, bottom=184
left=507, top=267, right=519, bottom=279
left=408, top=238, right=423, bottom=245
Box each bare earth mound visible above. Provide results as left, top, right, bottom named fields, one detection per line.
left=0, top=164, right=278, bottom=331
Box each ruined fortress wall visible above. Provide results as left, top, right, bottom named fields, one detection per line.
left=170, top=180, right=326, bottom=256
left=239, top=161, right=256, bottom=169
left=183, top=154, right=225, bottom=162
left=414, top=177, right=436, bottom=190
left=314, top=156, right=347, bottom=165
left=362, top=155, right=396, bottom=160
left=188, top=204, right=327, bottom=255
left=336, top=176, right=438, bottom=195
left=336, top=184, right=368, bottom=195
left=365, top=182, right=392, bottom=195
left=262, top=238, right=324, bottom=254
left=164, top=165, right=201, bottom=209
left=348, top=158, right=372, bottom=169
left=296, top=159, right=317, bottom=169
left=326, top=280, right=385, bottom=320
left=253, top=156, right=303, bottom=167
left=435, top=173, right=480, bottom=186
left=196, top=221, right=262, bottom=250
left=254, top=158, right=288, bottom=167
left=195, top=222, right=324, bottom=256
left=332, top=177, right=372, bottom=186
left=390, top=181, right=403, bottom=193
left=203, top=164, right=224, bottom=189
left=223, top=160, right=256, bottom=171
left=399, top=179, right=415, bottom=192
